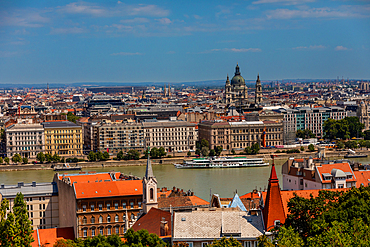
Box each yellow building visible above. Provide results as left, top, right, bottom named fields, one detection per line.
left=42, top=121, right=83, bottom=156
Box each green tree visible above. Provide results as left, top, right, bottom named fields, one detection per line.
left=364, top=130, right=370, bottom=140
left=231, top=149, right=236, bottom=155
left=336, top=141, right=345, bottom=150
left=195, top=149, right=201, bottom=156
left=96, top=151, right=103, bottom=161
left=276, top=226, right=304, bottom=247
left=209, top=237, right=242, bottom=247
left=150, top=147, right=159, bottom=159
left=308, top=144, right=315, bottom=152
left=87, top=151, right=97, bottom=162
left=66, top=112, right=81, bottom=124
left=53, top=239, right=76, bottom=247
left=251, top=143, right=260, bottom=154
left=201, top=146, right=209, bottom=156
left=124, top=149, right=140, bottom=160
left=12, top=153, right=22, bottom=164
left=36, top=152, right=45, bottom=163
left=200, top=139, right=209, bottom=148
left=346, top=116, right=364, bottom=138
left=187, top=151, right=191, bottom=157
left=117, top=151, right=124, bottom=160
left=53, top=153, right=61, bottom=163
left=245, top=146, right=252, bottom=155
left=124, top=228, right=167, bottom=247
left=45, top=153, right=53, bottom=163
left=0, top=193, right=34, bottom=247
left=22, top=157, right=28, bottom=164
left=345, top=140, right=358, bottom=149
left=215, top=146, right=223, bottom=156
left=300, top=146, right=305, bottom=151
left=256, top=235, right=273, bottom=247
left=158, top=147, right=166, bottom=158
left=296, top=129, right=316, bottom=139
left=323, top=117, right=364, bottom=140
left=103, top=151, right=110, bottom=160
left=0, top=157, right=3, bottom=164
left=209, top=149, right=216, bottom=156
left=4, top=157, right=9, bottom=165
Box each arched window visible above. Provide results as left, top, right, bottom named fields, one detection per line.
left=150, top=188, right=154, bottom=200
left=115, top=215, right=119, bottom=222
left=99, top=216, right=103, bottom=223
left=91, top=216, right=95, bottom=223
left=107, top=215, right=111, bottom=223
left=82, top=217, right=87, bottom=224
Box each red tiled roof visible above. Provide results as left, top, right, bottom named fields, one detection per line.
left=59, top=173, right=113, bottom=184
left=158, top=195, right=208, bottom=208
left=31, top=227, right=75, bottom=247
left=132, top=208, right=171, bottom=237
left=316, top=163, right=355, bottom=182
left=188, top=196, right=209, bottom=206
left=353, top=170, right=370, bottom=187
left=74, top=180, right=143, bottom=199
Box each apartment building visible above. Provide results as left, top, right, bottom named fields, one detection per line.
left=97, top=122, right=145, bottom=154
left=281, top=157, right=356, bottom=191
left=42, top=121, right=83, bottom=156
left=198, top=120, right=283, bottom=150
left=142, top=120, right=196, bottom=152
left=5, top=122, right=44, bottom=158
left=54, top=171, right=143, bottom=239
left=274, top=107, right=347, bottom=139
left=0, top=182, right=59, bottom=230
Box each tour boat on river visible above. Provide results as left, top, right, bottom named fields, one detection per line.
left=174, top=156, right=269, bottom=169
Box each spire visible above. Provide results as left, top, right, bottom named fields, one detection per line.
left=145, top=147, right=154, bottom=178
left=235, top=63, right=241, bottom=76
left=262, top=163, right=286, bottom=231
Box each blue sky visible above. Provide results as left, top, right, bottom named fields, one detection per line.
left=0, top=0, right=369, bottom=84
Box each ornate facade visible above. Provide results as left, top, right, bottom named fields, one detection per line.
left=224, top=64, right=248, bottom=106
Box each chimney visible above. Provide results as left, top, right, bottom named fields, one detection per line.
left=32, top=181, right=36, bottom=187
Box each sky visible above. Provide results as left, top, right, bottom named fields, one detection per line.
left=0, top=0, right=369, bottom=84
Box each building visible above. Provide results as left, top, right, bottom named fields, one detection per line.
left=224, top=64, right=248, bottom=107
left=274, top=106, right=347, bottom=139
left=5, top=122, right=44, bottom=158
left=31, top=227, right=75, bottom=247
left=255, top=74, right=262, bottom=105
left=42, top=121, right=83, bottom=156
left=143, top=120, right=196, bottom=152
left=198, top=120, right=283, bottom=151
left=357, top=101, right=370, bottom=131
left=282, top=157, right=356, bottom=191
left=172, top=207, right=264, bottom=247
left=96, top=122, right=145, bottom=154
left=0, top=182, right=59, bottom=230
left=54, top=171, right=143, bottom=239
left=142, top=151, right=158, bottom=214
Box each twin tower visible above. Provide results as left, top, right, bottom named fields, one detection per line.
left=224, top=64, right=262, bottom=107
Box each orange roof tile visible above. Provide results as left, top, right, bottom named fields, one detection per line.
left=353, top=170, right=370, bottom=187
left=74, top=180, right=143, bottom=199
left=132, top=208, right=171, bottom=237
left=316, top=163, right=354, bottom=182
left=188, top=195, right=209, bottom=206
left=31, top=227, right=75, bottom=247
left=59, top=172, right=113, bottom=184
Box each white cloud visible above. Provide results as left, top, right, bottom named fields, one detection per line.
left=293, top=45, right=326, bottom=50
left=335, top=45, right=349, bottom=51
left=199, top=48, right=261, bottom=54
left=50, top=27, right=86, bottom=34
left=0, top=10, right=50, bottom=27
left=120, top=18, right=149, bottom=24
left=157, top=18, right=172, bottom=24
left=193, top=15, right=202, bottom=20
left=111, top=52, right=143, bottom=56
left=253, top=0, right=315, bottom=5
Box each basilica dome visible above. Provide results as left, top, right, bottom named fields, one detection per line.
left=231, top=63, right=245, bottom=86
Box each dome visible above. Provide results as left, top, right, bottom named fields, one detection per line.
left=331, top=168, right=346, bottom=178
left=231, top=64, right=245, bottom=86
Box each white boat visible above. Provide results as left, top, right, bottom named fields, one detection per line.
left=174, top=156, right=269, bottom=169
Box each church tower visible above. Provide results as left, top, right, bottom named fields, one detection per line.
left=224, top=74, right=232, bottom=104
left=142, top=147, right=158, bottom=214
left=255, top=74, right=262, bottom=105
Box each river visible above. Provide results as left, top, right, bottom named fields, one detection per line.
left=1, top=157, right=369, bottom=201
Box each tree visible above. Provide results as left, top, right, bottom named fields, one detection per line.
left=276, top=226, right=304, bottom=247
left=150, top=147, right=159, bottom=159
left=231, top=149, right=236, bottom=155
left=336, top=141, right=345, bottom=150
left=124, top=149, right=140, bottom=160
left=124, top=228, right=167, bottom=247
left=96, top=151, right=103, bottom=161
left=200, top=139, right=209, bottom=148
left=296, top=129, right=316, bottom=139
left=4, top=157, right=9, bottom=165
left=117, top=151, right=124, bottom=160
left=158, top=147, right=166, bottom=158
left=345, top=140, right=358, bottom=149
left=346, top=116, right=364, bottom=138
left=201, top=146, right=209, bottom=156
left=66, top=112, right=81, bottom=124
left=53, top=239, right=76, bottom=247
left=12, top=153, right=22, bottom=164
left=256, top=235, right=273, bottom=247
left=209, top=237, right=242, bottom=247
left=103, top=151, right=110, bottom=160
left=36, top=152, right=45, bottom=163
left=308, top=144, right=315, bottom=152
left=300, top=146, right=305, bottom=151
left=195, top=149, right=201, bottom=156
left=323, top=117, right=364, bottom=140
left=87, top=151, right=97, bottom=162
left=22, top=157, right=28, bottom=164
left=209, top=149, right=216, bottom=156
left=365, top=130, right=370, bottom=140
left=0, top=157, right=3, bottom=164
left=45, top=153, right=53, bottom=163
left=0, top=193, right=34, bottom=247
left=53, top=153, right=61, bottom=163
left=215, top=146, right=223, bottom=156
left=251, top=143, right=260, bottom=155
left=187, top=151, right=191, bottom=157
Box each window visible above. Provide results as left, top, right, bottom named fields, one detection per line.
left=107, top=227, right=111, bottom=235
left=115, top=226, right=119, bottom=234
left=115, top=215, right=119, bottom=222
left=99, top=204, right=102, bottom=211
left=130, top=202, right=134, bottom=208
left=138, top=202, right=142, bottom=208
left=91, top=204, right=94, bottom=211
left=99, top=216, right=103, bottom=223
left=83, top=217, right=87, bottom=224
left=43, top=204, right=45, bottom=210
left=107, top=203, right=111, bottom=210
left=99, top=228, right=103, bottom=235
left=122, top=202, right=126, bottom=209
left=91, top=229, right=95, bottom=237
left=91, top=216, right=95, bottom=223
left=186, top=242, right=193, bottom=247
left=115, top=203, right=118, bottom=210
left=107, top=215, right=111, bottom=223
left=83, top=205, right=86, bottom=212
left=202, top=242, right=209, bottom=247
left=150, top=188, right=154, bottom=200
left=83, top=229, right=87, bottom=237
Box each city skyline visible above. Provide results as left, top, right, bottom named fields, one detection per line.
left=0, top=0, right=370, bottom=84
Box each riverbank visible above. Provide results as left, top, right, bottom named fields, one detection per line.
left=1, top=149, right=368, bottom=171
